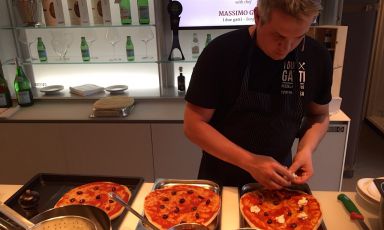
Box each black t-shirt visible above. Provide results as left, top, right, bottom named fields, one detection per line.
left=185, top=27, right=333, bottom=126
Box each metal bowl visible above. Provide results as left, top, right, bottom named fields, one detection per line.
left=31, top=205, right=111, bottom=230
left=168, top=223, right=210, bottom=230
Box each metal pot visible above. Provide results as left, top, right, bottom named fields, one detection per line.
left=0, top=203, right=111, bottom=230
left=374, top=178, right=384, bottom=230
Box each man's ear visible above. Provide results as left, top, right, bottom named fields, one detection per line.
left=254, top=7, right=260, bottom=25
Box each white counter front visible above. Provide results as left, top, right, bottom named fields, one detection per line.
left=0, top=183, right=380, bottom=230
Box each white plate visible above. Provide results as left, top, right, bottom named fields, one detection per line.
left=105, top=85, right=128, bottom=94
left=40, top=85, right=64, bottom=94
left=356, top=178, right=382, bottom=203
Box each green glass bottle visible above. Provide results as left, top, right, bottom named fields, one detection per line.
left=120, top=0, right=132, bottom=25
left=81, top=36, right=90, bottom=62
left=14, top=59, right=34, bottom=107
left=205, top=33, right=212, bottom=47
left=126, top=36, right=135, bottom=61
left=0, top=61, right=12, bottom=108
left=137, top=0, right=150, bottom=24
left=37, top=37, right=47, bottom=62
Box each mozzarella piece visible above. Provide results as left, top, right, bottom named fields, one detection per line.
left=275, top=214, right=285, bottom=224
left=298, top=212, right=308, bottom=220
left=298, top=197, right=308, bottom=206
left=250, top=205, right=260, bottom=214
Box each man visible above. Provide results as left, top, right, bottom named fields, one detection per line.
left=184, top=0, right=332, bottom=189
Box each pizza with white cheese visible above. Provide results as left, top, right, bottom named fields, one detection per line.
left=240, top=188, right=322, bottom=230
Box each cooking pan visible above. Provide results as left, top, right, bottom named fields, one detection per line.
left=0, top=203, right=111, bottom=230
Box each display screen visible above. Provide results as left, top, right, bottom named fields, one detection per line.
left=177, top=0, right=257, bottom=29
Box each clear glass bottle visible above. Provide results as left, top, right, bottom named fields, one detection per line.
left=119, top=0, right=132, bottom=25
left=14, top=59, right=34, bottom=107
left=191, top=33, right=200, bottom=59
left=137, top=0, right=150, bottom=24
left=177, top=66, right=185, bottom=92
left=81, top=36, right=90, bottom=62
left=37, top=37, right=47, bottom=62
left=126, top=36, right=135, bottom=61
left=0, top=61, right=12, bottom=108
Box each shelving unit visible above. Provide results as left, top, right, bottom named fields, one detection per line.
left=0, top=1, right=348, bottom=100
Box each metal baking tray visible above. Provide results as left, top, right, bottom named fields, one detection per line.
left=0, top=173, right=144, bottom=230
left=136, top=179, right=222, bottom=230
left=90, top=105, right=134, bottom=118
left=238, top=183, right=327, bottom=230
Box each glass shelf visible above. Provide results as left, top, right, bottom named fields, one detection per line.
left=2, top=58, right=199, bottom=65
left=0, top=24, right=155, bottom=30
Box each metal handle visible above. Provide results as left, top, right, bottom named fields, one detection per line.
left=108, top=192, right=159, bottom=230
left=337, top=193, right=364, bottom=220
left=0, top=202, right=34, bottom=229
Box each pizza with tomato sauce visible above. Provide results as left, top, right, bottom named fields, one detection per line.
left=55, top=181, right=131, bottom=220
left=240, top=188, right=322, bottom=230
left=144, top=185, right=221, bottom=230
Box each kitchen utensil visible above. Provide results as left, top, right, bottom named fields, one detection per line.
left=30, top=205, right=112, bottom=230
left=108, top=192, right=159, bottom=230
left=337, top=193, right=370, bottom=230
left=0, top=202, right=96, bottom=230
left=373, top=178, right=384, bottom=230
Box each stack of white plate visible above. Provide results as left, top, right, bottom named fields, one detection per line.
left=356, top=177, right=383, bottom=206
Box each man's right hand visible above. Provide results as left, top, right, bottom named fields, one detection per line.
left=243, top=154, right=294, bottom=190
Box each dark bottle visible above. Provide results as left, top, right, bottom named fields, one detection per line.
left=177, top=66, right=185, bottom=92
left=324, top=29, right=334, bottom=61
left=14, top=59, right=34, bottom=106
left=37, top=37, right=48, bottom=62
left=0, top=61, right=13, bottom=108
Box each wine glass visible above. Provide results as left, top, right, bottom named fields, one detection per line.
left=138, top=28, right=154, bottom=60
left=51, top=31, right=73, bottom=61
left=17, top=30, right=37, bottom=62
left=105, top=28, right=122, bottom=61
left=83, top=30, right=98, bottom=60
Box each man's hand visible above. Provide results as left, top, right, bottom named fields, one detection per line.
left=288, top=150, right=314, bottom=184
left=244, top=155, right=294, bottom=190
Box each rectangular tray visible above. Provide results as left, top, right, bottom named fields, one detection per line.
left=238, top=183, right=327, bottom=230
left=1, top=173, right=144, bottom=230
left=136, top=179, right=222, bottom=230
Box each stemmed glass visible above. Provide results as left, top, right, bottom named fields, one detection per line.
left=83, top=30, right=98, bottom=60
left=105, top=28, right=122, bottom=61
left=17, top=30, right=37, bottom=62
left=51, top=31, right=73, bottom=61
left=138, top=28, right=155, bottom=60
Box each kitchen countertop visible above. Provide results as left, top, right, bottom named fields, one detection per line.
left=0, top=183, right=380, bottom=230
left=0, top=99, right=350, bottom=123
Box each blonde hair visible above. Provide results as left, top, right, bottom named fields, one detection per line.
left=257, top=0, right=322, bottom=24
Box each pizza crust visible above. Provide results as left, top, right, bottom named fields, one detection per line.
left=240, top=188, right=322, bottom=230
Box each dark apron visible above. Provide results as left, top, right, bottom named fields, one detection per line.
left=198, top=31, right=304, bottom=187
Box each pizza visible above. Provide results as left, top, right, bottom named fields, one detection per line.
left=144, top=184, right=221, bottom=230
left=240, top=188, right=322, bottom=230
left=55, top=181, right=131, bottom=220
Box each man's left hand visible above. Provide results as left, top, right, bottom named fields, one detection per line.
left=288, top=150, right=314, bottom=184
